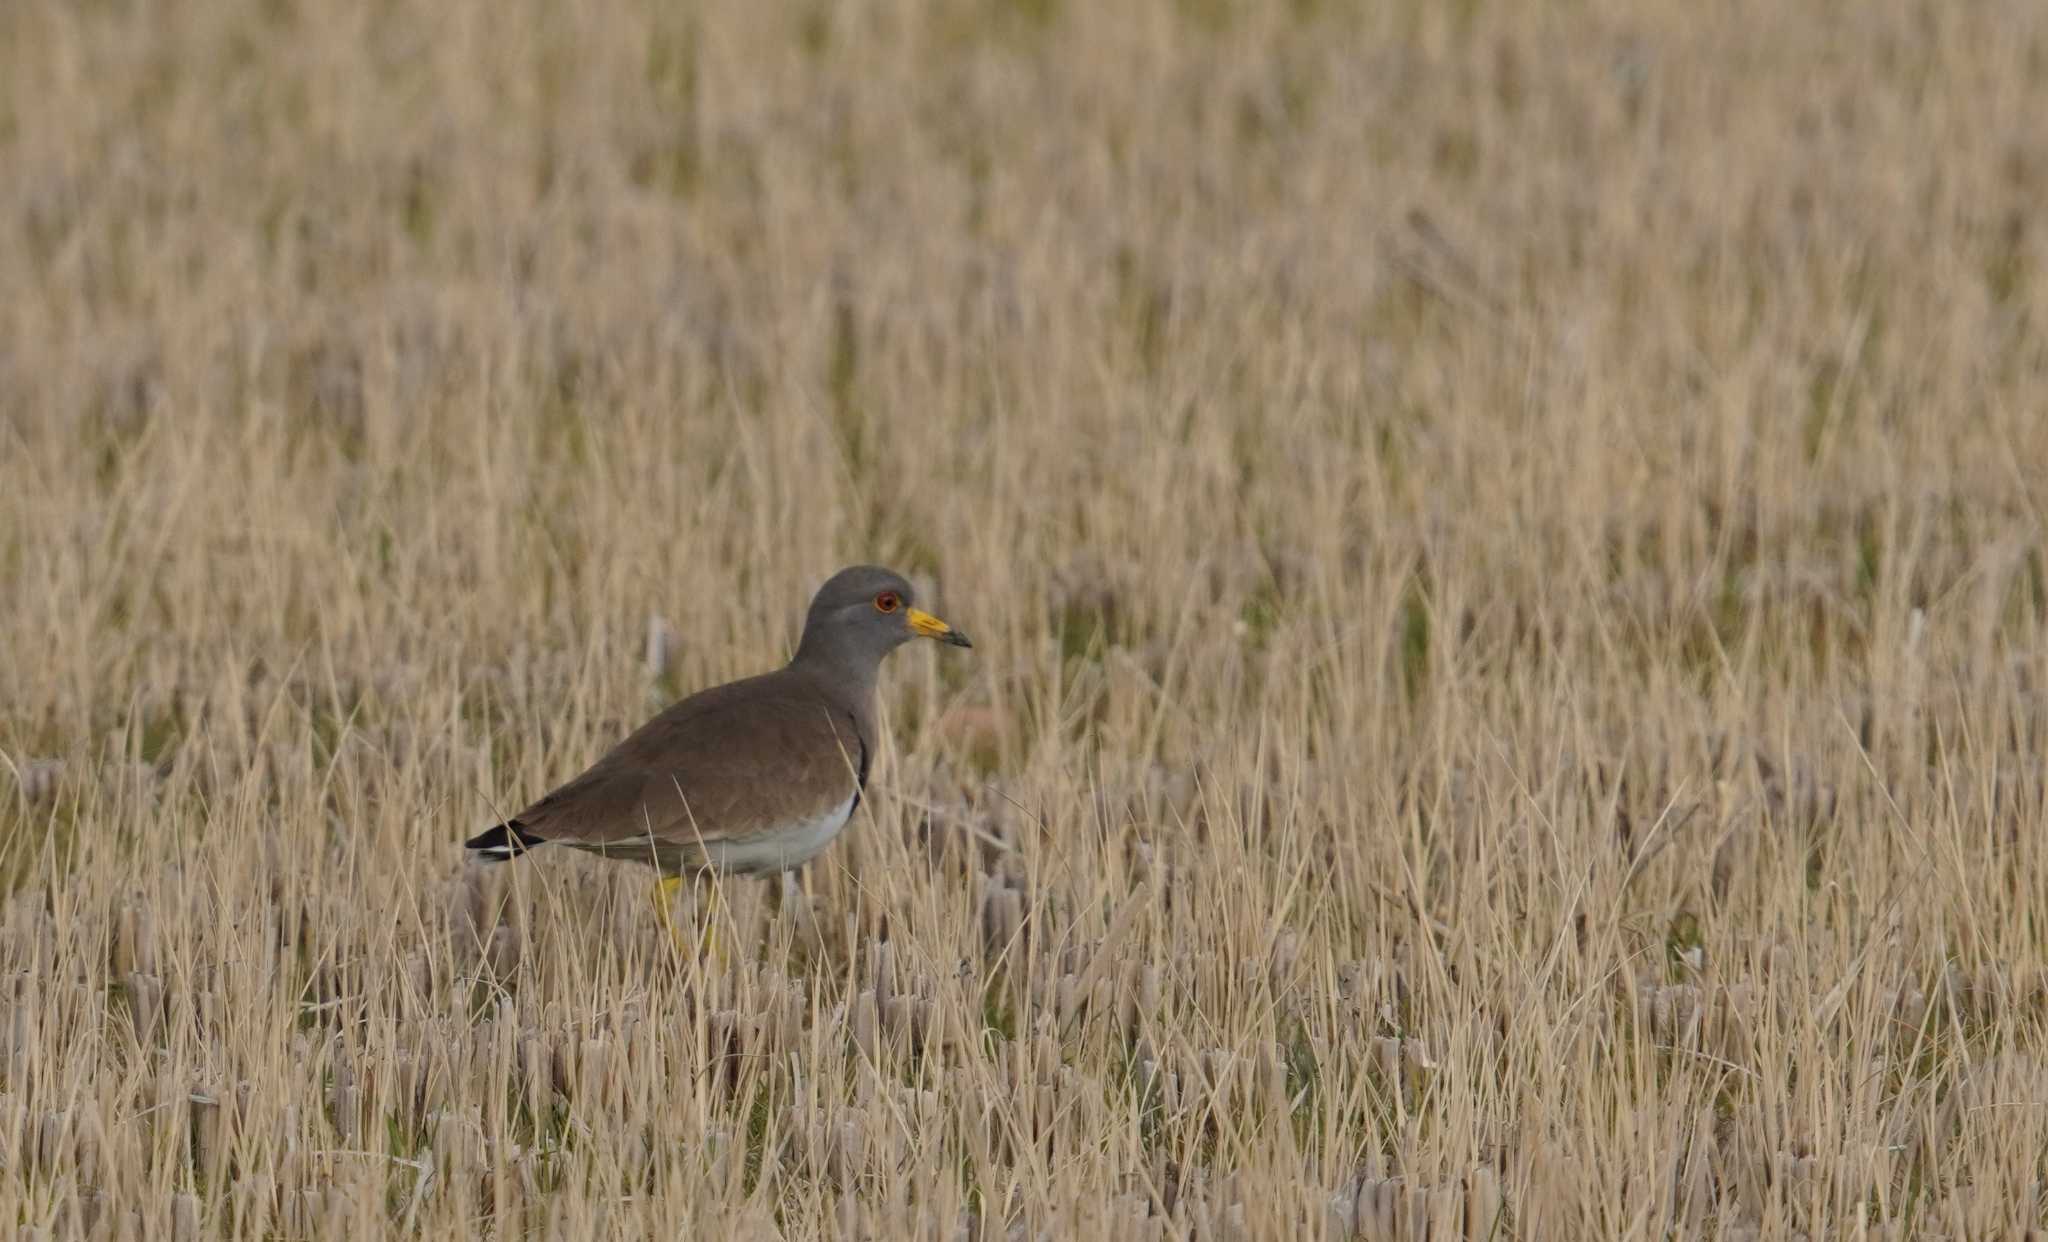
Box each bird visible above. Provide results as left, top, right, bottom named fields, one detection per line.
left=464, top=565, right=972, bottom=950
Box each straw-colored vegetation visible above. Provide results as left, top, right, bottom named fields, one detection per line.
left=4, top=0, right=2047, bottom=1236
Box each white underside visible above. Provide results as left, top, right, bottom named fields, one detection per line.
left=699, top=792, right=856, bottom=874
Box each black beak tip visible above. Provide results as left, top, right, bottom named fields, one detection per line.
left=945, top=630, right=974, bottom=649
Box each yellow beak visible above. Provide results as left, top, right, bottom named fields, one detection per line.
left=907, top=607, right=973, bottom=648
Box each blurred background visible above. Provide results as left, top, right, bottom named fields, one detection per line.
left=2, top=1, right=2046, bottom=1237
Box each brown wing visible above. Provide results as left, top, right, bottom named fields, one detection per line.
left=509, top=670, right=866, bottom=851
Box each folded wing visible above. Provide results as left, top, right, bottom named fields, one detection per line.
left=501, top=672, right=867, bottom=867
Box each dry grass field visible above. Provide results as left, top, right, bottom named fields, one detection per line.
left=4, top=0, right=2048, bottom=1236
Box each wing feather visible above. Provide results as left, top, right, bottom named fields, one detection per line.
left=510, top=670, right=866, bottom=851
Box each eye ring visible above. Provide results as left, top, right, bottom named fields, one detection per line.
left=874, top=591, right=902, bottom=614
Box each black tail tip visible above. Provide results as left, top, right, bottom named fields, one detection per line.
left=465, top=821, right=543, bottom=862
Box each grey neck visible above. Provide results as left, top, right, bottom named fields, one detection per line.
left=789, top=635, right=884, bottom=710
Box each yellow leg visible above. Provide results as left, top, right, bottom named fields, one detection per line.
left=654, top=875, right=686, bottom=940
left=653, top=874, right=726, bottom=965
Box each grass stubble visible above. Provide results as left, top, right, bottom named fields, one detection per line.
left=3, top=0, right=2048, bottom=1237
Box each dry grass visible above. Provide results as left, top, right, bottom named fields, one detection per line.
left=3, top=0, right=2048, bottom=1236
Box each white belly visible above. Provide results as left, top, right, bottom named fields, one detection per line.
left=702, top=793, right=856, bottom=875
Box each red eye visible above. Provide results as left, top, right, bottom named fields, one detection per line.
left=874, top=592, right=901, bottom=613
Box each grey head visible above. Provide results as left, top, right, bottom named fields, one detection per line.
left=790, top=565, right=972, bottom=686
